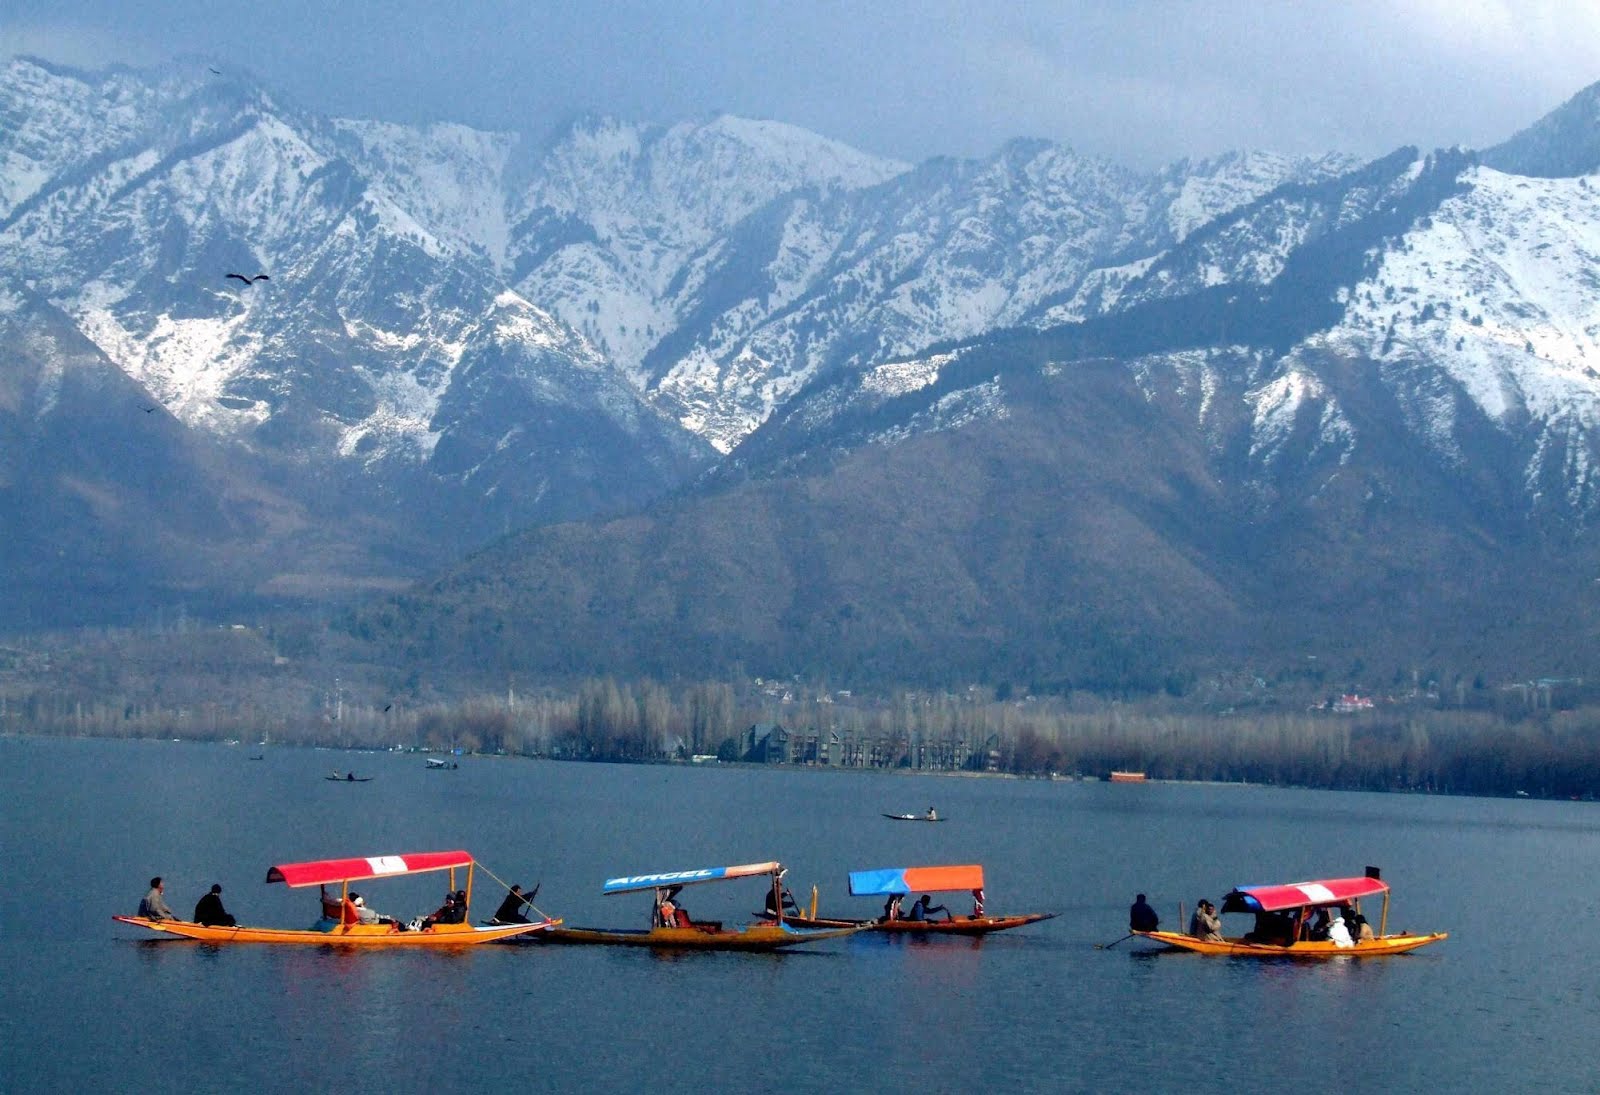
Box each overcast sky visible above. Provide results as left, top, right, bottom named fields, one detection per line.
left=7, top=1, right=1600, bottom=169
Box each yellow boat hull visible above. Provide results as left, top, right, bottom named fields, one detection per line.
left=113, top=915, right=557, bottom=946
left=1135, top=929, right=1448, bottom=957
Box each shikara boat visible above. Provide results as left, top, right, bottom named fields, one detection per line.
left=1134, top=871, right=1446, bottom=958
left=763, top=864, right=1056, bottom=936
left=541, top=861, right=860, bottom=951
left=325, top=773, right=373, bottom=782
left=882, top=812, right=945, bottom=822
left=113, top=850, right=558, bottom=946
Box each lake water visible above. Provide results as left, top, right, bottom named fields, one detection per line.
left=1, top=735, right=1596, bottom=1093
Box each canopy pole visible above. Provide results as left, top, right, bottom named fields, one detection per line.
left=340, top=880, right=349, bottom=934
left=1380, top=891, right=1389, bottom=937
left=465, top=863, right=474, bottom=917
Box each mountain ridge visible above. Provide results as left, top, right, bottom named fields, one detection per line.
left=5, top=54, right=1600, bottom=697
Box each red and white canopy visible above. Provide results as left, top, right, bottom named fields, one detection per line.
left=265, top=851, right=474, bottom=888
left=1224, top=877, right=1388, bottom=913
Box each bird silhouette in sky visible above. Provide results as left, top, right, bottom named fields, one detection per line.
left=226, top=273, right=270, bottom=286
left=208, top=67, right=222, bottom=75
left=141, top=405, right=157, bottom=414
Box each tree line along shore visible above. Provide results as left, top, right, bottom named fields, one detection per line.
left=5, top=673, right=1599, bottom=801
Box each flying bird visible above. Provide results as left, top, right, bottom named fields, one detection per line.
left=208, top=67, right=222, bottom=75
left=225, top=273, right=270, bottom=286
left=141, top=406, right=156, bottom=414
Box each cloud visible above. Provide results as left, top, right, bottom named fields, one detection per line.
left=3, top=21, right=164, bottom=68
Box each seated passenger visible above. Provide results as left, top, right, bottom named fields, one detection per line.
left=1188, top=899, right=1222, bottom=942
left=970, top=887, right=986, bottom=920
left=1246, top=911, right=1296, bottom=945
left=1352, top=913, right=1376, bottom=942
left=139, top=877, right=178, bottom=921
left=656, top=885, right=688, bottom=928
left=906, top=894, right=951, bottom=922
left=422, top=891, right=457, bottom=929
left=880, top=893, right=905, bottom=922
left=1307, top=907, right=1332, bottom=941
left=193, top=884, right=236, bottom=927
left=1328, top=912, right=1354, bottom=948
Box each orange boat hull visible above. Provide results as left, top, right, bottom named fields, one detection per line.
left=1134, top=929, right=1447, bottom=957
left=113, top=915, right=557, bottom=946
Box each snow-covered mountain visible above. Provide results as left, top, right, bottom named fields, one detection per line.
left=8, top=51, right=1600, bottom=644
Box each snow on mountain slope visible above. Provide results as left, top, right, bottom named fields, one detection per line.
left=508, top=115, right=910, bottom=382
left=1318, top=165, right=1600, bottom=503
left=646, top=143, right=1350, bottom=451
left=330, top=118, right=519, bottom=267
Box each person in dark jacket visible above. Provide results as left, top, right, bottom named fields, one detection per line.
left=422, top=891, right=457, bottom=929
left=1129, top=893, right=1160, bottom=932
left=193, top=883, right=236, bottom=927
left=493, top=885, right=532, bottom=924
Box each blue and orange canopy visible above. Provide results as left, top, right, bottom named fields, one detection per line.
left=265, top=851, right=474, bottom=888
left=1221, top=877, right=1389, bottom=913
left=602, top=861, right=782, bottom=895
left=848, top=864, right=984, bottom=896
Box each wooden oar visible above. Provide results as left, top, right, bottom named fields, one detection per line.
left=1095, top=932, right=1135, bottom=949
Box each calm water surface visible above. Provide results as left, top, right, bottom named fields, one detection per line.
left=2, top=736, right=1596, bottom=1093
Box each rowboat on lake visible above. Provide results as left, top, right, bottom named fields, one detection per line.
left=1134, top=870, right=1446, bottom=957
left=762, top=863, right=1057, bottom=936
left=541, top=861, right=860, bottom=950
left=113, top=850, right=558, bottom=946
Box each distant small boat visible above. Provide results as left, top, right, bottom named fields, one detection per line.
left=326, top=773, right=373, bottom=782
left=883, top=812, right=945, bottom=822
left=1109, top=771, right=1148, bottom=782
left=425, top=758, right=458, bottom=770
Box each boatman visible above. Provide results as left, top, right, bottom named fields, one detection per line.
left=1129, top=893, right=1160, bottom=933
left=764, top=881, right=799, bottom=919
left=494, top=884, right=532, bottom=924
